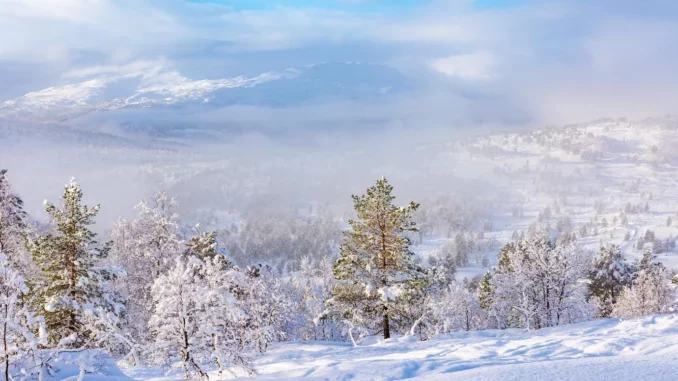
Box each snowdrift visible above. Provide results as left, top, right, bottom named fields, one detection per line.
left=183, top=314, right=678, bottom=381
left=47, top=351, right=132, bottom=381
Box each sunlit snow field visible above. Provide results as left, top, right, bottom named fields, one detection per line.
left=117, top=314, right=678, bottom=381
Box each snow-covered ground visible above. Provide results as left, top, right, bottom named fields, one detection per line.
left=122, top=314, right=678, bottom=381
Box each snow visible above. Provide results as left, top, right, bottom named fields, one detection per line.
left=120, top=314, right=678, bottom=380
left=49, top=353, right=133, bottom=381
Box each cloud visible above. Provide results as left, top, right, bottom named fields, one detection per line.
left=1, top=0, right=678, bottom=125
left=61, top=60, right=167, bottom=79
left=430, top=51, right=495, bottom=80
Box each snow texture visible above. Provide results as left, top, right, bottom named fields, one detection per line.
left=121, top=314, right=678, bottom=380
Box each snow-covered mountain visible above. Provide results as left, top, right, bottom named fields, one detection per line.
left=0, top=62, right=412, bottom=122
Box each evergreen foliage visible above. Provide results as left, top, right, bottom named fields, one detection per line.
left=27, top=178, right=122, bottom=346
left=587, top=244, right=635, bottom=317
left=329, top=178, right=423, bottom=340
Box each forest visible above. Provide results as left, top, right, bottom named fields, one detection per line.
left=0, top=168, right=674, bottom=380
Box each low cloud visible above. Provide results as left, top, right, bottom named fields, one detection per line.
left=430, top=51, right=495, bottom=80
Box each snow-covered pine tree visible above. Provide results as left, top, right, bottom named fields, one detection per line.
left=329, top=177, right=423, bottom=340
left=27, top=178, right=121, bottom=346
left=0, top=170, right=33, bottom=276
left=588, top=244, right=635, bottom=317
left=108, top=192, right=183, bottom=343
left=0, top=252, right=46, bottom=381
left=186, top=225, right=220, bottom=260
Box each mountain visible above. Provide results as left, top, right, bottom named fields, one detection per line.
left=0, top=62, right=412, bottom=123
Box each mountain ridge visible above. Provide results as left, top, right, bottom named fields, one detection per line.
left=0, top=61, right=412, bottom=123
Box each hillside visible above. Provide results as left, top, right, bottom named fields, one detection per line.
left=4, top=117, right=678, bottom=269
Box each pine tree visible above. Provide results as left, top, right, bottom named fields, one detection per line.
left=588, top=244, right=635, bottom=317
left=329, top=178, right=423, bottom=340
left=186, top=225, right=220, bottom=260
left=0, top=170, right=32, bottom=276
left=27, top=178, right=120, bottom=346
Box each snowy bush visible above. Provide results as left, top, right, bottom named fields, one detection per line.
left=612, top=252, right=675, bottom=318
left=148, top=255, right=255, bottom=380
left=481, top=235, right=592, bottom=330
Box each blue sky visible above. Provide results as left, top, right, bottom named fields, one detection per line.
left=190, top=0, right=522, bottom=12
left=195, top=0, right=427, bottom=12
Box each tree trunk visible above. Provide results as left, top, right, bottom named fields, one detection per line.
left=4, top=306, right=8, bottom=381
left=380, top=224, right=390, bottom=340
left=213, top=332, right=222, bottom=378
left=69, top=241, right=78, bottom=340
left=182, top=318, right=191, bottom=380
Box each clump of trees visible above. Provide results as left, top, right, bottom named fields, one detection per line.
left=0, top=171, right=294, bottom=380
left=479, top=236, right=592, bottom=329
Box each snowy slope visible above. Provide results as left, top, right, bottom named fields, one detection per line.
left=122, top=314, right=678, bottom=381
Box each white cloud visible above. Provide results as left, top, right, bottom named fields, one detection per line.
left=62, top=60, right=167, bottom=79
left=430, top=51, right=495, bottom=80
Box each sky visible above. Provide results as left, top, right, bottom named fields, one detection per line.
left=1, top=0, right=678, bottom=226
left=1, top=0, right=678, bottom=124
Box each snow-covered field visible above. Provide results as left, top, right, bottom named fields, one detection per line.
left=120, top=314, right=678, bottom=381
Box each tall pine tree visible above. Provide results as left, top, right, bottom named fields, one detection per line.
left=27, top=178, right=120, bottom=346
left=329, top=178, right=422, bottom=340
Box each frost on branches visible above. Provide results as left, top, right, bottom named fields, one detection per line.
left=237, top=265, right=293, bottom=354
left=289, top=256, right=344, bottom=341
left=148, top=255, right=266, bottom=380
left=109, top=192, right=183, bottom=343
left=480, top=235, right=592, bottom=330
left=0, top=170, right=33, bottom=277
left=0, top=252, right=46, bottom=381
left=328, top=178, right=425, bottom=341
left=612, top=251, right=675, bottom=318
